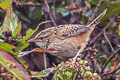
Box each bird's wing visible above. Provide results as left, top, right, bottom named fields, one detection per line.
left=55, top=24, right=89, bottom=39
left=34, top=24, right=89, bottom=40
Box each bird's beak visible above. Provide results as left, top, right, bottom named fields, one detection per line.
left=27, top=39, right=36, bottom=43
left=17, top=48, right=59, bottom=57
left=32, top=48, right=59, bottom=53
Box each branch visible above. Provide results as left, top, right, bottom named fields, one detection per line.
left=87, top=0, right=104, bottom=24
left=73, top=43, right=87, bottom=63
left=43, top=53, right=47, bottom=69
left=42, top=0, right=56, bottom=27
left=101, top=48, right=120, bottom=73
left=13, top=0, right=42, bottom=6
left=90, top=20, right=112, bottom=44
left=103, top=28, right=115, bottom=52
left=101, top=63, right=120, bottom=77
left=92, top=57, right=102, bottom=73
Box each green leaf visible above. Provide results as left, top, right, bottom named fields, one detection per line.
left=12, top=22, right=21, bottom=37
left=56, top=7, right=67, bottom=13
left=53, top=64, right=64, bottom=80
left=12, top=77, right=17, bottom=80
left=18, top=27, right=39, bottom=42
left=0, top=42, right=16, bottom=53
left=56, top=7, right=69, bottom=17
left=100, top=1, right=120, bottom=21
left=105, top=7, right=120, bottom=19
left=32, top=68, right=54, bottom=78
left=0, top=49, right=31, bottom=80
left=52, top=72, right=59, bottom=80
left=73, top=72, right=77, bottom=80
left=0, top=0, right=12, bottom=10
left=15, top=42, right=29, bottom=51
left=0, top=7, right=20, bottom=36
left=20, top=29, right=35, bottom=42
left=32, top=71, right=47, bottom=78
left=108, top=60, right=114, bottom=68
left=16, top=26, right=39, bottom=51
left=32, top=7, right=42, bottom=20
left=89, top=0, right=99, bottom=6
left=14, top=25, right=38, bottom=51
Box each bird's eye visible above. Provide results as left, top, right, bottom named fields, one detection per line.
left=36, top=37, right=44, bottom=41
left=40, top=37, right=44, bottom=40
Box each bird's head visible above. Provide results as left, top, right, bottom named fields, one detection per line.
left=27, top=28, right=53, bottom=49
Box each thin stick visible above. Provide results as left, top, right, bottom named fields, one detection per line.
left=43, top=53, right=47, bottom=69
left=101, top=48, right=120, bottom=73
left=38, top=20, right=53, bottom=27
left=87, top=0, right=104, bottom=24
left=42, top=0, right=56, bottom=26
left=73, top=43, right=87, bottom=63
left=103, top=28, right=115, bottom=52
left=90, top=22, right=111, bottom=44
left=101, top=66, right=120, bottom=77
left=13, top=0, right=42, bottom=6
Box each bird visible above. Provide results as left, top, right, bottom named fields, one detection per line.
left=20, top=9, right=107, bottom=57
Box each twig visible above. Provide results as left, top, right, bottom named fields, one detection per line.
left=92, top=57, right=102, bottom=73
left=103, top=28, right=115, bottom=52
left=109, top=66, right=120, bottom=74
left=38, top=20, right=53, bottom=27
left=13, top=0, right=42, bottom=6
left=73, top=43, right=88, bottom=63
left=90, top=20, right=112, bottom=44
left=42, top=0, right=56, bottom=27
left=43, top=53, right=47, bottom=69
left=87, top=0, right=104, bottom=24
left=101, top=62, right=120, bottom=77
left=101, top=48, right=120, bottom=73
left=43, top=46, right=48, bottom=80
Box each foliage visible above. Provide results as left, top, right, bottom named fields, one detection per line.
left=0, top=0, right=12, bottom=10
left=0, top=0, right=38, bottom=80
left=0, top=49, right=31, bottom=80
left=30, top=59, right=101, bottom=80
left=52, top=59, right=100, bottom=80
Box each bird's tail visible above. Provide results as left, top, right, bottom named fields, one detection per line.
left=87, top=8, right=107, bottom=28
